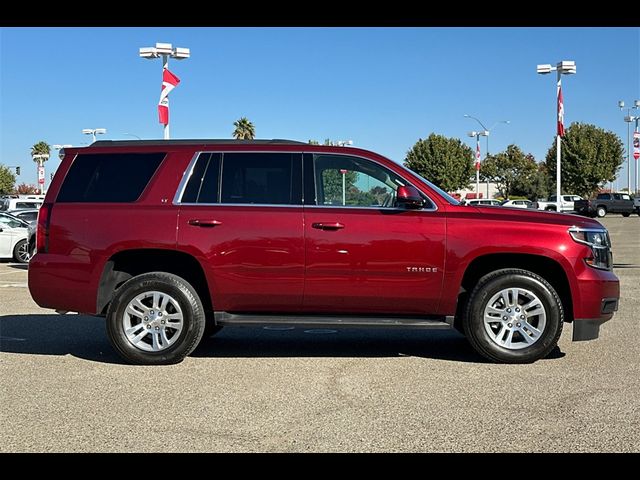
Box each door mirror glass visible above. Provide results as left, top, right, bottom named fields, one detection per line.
left=396, top=185, right=424, bottom=209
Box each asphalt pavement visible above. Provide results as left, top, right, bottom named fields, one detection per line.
left=1, top=215, right=638, bottom=452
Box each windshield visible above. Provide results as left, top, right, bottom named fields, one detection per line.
left=396, top=162, right=460, bottom=205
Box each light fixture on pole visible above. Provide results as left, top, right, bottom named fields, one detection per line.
left=617, top=99, right=640, bottom=194
left=139, top=42, right=190, bottom=140
left=464, top=115, right=510, bottom=197
left=537, top=60, right=576, bottom=206
left=467, top=130, right=488, bottom=198
left=82, top=128, right=107, bottom=143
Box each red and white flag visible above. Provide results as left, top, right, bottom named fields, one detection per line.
left=557, top=86, right=565, bottom=137
left=158, top=68, right=181, bottom=125
left=475, top=142, right=481, bottom=170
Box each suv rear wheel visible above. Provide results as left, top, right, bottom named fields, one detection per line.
left=106, top=272, right=205, bottom=365
left=596, top=206, right=607, bottom=217
left=463, top=269, right=563, bottom=363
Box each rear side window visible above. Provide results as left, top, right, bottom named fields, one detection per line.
left=221, top=153, right=298, bottom=205
left=596, top=193, right=610, bottom=200
left=57, top=153, right=165, bottom=202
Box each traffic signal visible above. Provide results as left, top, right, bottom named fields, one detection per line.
left=15, top=166, right=20, bottom=175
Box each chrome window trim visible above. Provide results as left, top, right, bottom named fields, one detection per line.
left=173, top=150, right=303, bottom=206
left=173, top=151, right=201, bottom=205
left=304, top=204, right=437, bottom=212
left=174, top=150, right=438, bottom=212
left=179, top=203, right=303, bottom=209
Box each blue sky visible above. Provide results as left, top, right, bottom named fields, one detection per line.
left=1, top=27, right=639, bottom=188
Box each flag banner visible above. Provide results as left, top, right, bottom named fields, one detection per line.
left=158, top=68, right=181, bottom=125
left=557, top=86, right=565, bottom=137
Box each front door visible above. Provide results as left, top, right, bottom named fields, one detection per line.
left=177, top=151, right=304, bottom=312
left=303, top=154, right=446, bottom=315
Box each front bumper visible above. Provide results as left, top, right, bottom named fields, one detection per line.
left=572, top=297, right=618, bottom=341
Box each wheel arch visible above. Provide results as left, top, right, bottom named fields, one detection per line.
left=454, top=253, right=573, bottom=331
left=97, top=248, right=212, bottom=316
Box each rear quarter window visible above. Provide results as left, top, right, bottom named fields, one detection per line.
left=57, top=153, right=165, bottom=202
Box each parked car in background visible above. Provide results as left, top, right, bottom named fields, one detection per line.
left=634, top=196, right=640, bottom=215
left=0, top=212, right=31, bottom=263
left=574, top=193, right=635, bottom=218
left=7, top=208, right=39, bottom=225
left=500, top=199, right=534, bottom=209
left=0, top=196, right=43, bottom=212
left=533, top=195, right=583, bottom=212
left=462, top=199, right=502, bottom=206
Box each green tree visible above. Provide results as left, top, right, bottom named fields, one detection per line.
left=482, top=145, right=538, bottom=198
left=404, top=133, right=473, bottom=192
left=308, top=140, right=319, bottom=145
left=544, top=122, right=624, bottom=198
left=0, top=164, right=16, bottom=194
left=232, top=117, right=256, bottom=140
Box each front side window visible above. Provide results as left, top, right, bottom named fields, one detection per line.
left=312, top=155, right=431, bottom=209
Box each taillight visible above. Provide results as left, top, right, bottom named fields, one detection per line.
left=36, top=202, right=53, bottom=254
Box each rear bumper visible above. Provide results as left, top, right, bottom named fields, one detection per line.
left=28, top=253, right=99, bottom=314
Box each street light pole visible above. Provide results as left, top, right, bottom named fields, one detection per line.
left=618, top=100, right=640, bottom=194
left=464, top=115, right=510, bottom=198
left=467, top=130, right=488, bottom=198
left=537, top=60, right=576, bottom=207
left=139, top=43, right=190, bottom=140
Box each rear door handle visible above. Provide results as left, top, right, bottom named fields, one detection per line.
left=312, top=222, right=345, bottom=230
left=188, top=219, right=222, bottom=227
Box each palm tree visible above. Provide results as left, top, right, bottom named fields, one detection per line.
left=232, top=117, right=256, bottom=140
left=31, top=141, right=51, bottom=164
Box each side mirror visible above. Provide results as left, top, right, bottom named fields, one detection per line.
left=396, top=185, right=424, bottom=209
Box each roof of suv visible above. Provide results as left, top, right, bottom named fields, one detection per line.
left=90, top=139, right=308, bottom=147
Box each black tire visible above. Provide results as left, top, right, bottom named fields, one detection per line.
left=106, top=272, right=205, bottom=365
left=463, top=268, right=563, bottom=364
left=13, top=239, right=30, bottom=263
left=622, top=212, right=631, bottom=217
left=596, top=206, right=607, bottom=218
left=545, top=207, right=556, bottom=212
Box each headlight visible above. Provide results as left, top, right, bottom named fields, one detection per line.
left=568, top=227, right=612, bottom=270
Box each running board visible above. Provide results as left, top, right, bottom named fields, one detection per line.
left=214, top=312, right=454, bottom=329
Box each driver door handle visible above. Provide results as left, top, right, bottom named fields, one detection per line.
left=312, top=222, right=345, bottom=230
left=188, top=219, right=222, bottom=227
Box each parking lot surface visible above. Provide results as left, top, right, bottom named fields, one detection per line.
left=1, top=216, right=638, bottom=452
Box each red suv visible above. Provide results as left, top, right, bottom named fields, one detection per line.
left=28, top=140, right=619, bottom=364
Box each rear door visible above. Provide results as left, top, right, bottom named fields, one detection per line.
left=176, top=151, right=305, bottom=312
left=302, top=153, right=445, bottom=315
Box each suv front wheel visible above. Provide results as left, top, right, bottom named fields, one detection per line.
left=463, top=269, right=563, bottom=363
left=106, top=272, right=206, bottom=365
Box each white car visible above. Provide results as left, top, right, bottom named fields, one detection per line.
left=0, top=212, right=31, bottom=263
left=0, top=197, right=43, bottom=212
left=464, top=199, right=502, bottom=206
left=500, top=199, right=534, bottom=209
